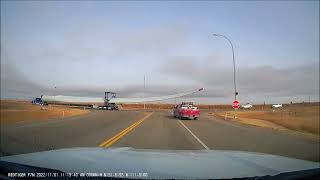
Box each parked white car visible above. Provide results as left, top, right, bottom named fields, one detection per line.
left=241, top=103, right=253, bottom=109
left=271, top=104, right=283, bottom=108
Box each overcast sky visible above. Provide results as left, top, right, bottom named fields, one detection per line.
left=1, top=1, right=319, bottom=104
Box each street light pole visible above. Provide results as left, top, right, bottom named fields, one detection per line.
left=144, top=75, right=146, bottom=109
left=212, top=34, right=238, bottom=101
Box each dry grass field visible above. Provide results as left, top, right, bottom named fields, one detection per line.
left=214, top=103, right=319, bottom=136
left=0, top=100, right=90, bottom=123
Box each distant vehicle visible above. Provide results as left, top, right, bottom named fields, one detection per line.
left=98, top=103, right=118, bottom=110
left=173, top=102, right=200, bottom=120
left=107, top=103, right=118, bottom=110
left=31, top=98, right=43, bottom=105
left=241, top=103, right=253, bottom=109
left=272, top=104, right=283, bottom=108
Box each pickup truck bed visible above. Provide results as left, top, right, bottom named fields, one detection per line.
left=173, top=104, right=200, bottom=120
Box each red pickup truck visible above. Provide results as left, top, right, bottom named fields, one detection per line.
left=173, top=102, right=200, bottom=120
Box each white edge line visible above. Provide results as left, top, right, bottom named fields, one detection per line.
left=178, top=120, right=210, bottom=150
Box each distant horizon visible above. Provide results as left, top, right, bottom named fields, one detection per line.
left=1, top=97, right=319, bottom=106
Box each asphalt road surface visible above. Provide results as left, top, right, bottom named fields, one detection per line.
left=1, top=110, right=319, bottom=162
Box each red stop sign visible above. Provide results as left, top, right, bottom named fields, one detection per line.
left=232, top=100, right=240, bottom=109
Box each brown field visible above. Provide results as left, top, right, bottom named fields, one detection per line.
left=214, top=103, right=320, bottom=136
left=0, top=100, right=90, bottom=123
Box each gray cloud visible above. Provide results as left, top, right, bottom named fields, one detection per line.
left=2, top=46, right=318, bottom=104
left=27, top=23, right=190, bottom=65
left=108, top=25, right=189, bottom=58
left=238, top=64, right=319, bottom=96
left=159, top=56, right=319, bottom=99
left=1, top=51, right=46, bottom=99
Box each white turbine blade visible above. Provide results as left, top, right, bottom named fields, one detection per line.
left=109, top=88, right=204, bottom=103
left=42, top=95, right=104, bottom=104
left=41, top=88, right=204, bottom=104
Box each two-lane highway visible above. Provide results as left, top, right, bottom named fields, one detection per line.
left=113, top=111, right=203, bottom=150
left=1, top=111, right=144, bottom=155
left=1, top=110, right=319, bottom=162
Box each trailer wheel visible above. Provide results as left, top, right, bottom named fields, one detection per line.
left=194, top=117, right=198, bottom=120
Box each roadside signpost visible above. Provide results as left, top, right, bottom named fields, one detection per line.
left=232, top=100, right=239, bottom=119
left=232, top=100, right=240, bottom=109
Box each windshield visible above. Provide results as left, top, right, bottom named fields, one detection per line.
left=0, top=1, right=319, bottom=179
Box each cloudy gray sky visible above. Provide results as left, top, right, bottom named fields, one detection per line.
left=1, top=1, right=319, bottom=104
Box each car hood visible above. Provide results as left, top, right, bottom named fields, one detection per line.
left=0, top=147, right=319, bottom=179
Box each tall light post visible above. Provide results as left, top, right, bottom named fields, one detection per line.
left=54, top=86, right=57, bottom=96
left=144, top=75, right=146, bottom=109
left=212, top=34, right=238, bottom=101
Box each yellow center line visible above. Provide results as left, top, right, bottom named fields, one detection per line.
left=98, top=112, right=154, bottom=148
left=99, top=117, right=145, bottom=147
left=98, top=118, right=142, bottom=147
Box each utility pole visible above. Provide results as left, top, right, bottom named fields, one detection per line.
left=144, top=75, right=146, bottom=109
left=173, top=88, right=178, bottom=105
